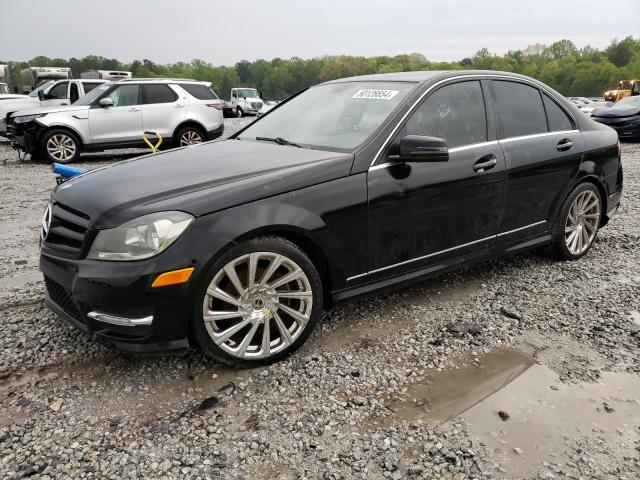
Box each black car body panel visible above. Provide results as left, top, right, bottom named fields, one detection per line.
left=38, top=70, right=623, bottom=353
left=591, top=106, right=640, bottom=139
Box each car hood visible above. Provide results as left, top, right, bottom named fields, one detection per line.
left=11, top=104, right=89, bottom=117
left=0, top=96, right=38, bottom=114
left=0, top=94, right=28, bottom=101
left=53, top=139, right=355, bottom=229
left=591, top=107, right=640, bottom=118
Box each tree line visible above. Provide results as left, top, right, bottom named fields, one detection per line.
left=3, top=37, right=639, bottom=100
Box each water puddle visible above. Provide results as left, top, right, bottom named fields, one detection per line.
left=378, top=348, right=640, bottom=478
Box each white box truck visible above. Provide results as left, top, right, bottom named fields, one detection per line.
left=20, top=67, right=72, bottom=93
left=80, top=70, right=132, bottom=81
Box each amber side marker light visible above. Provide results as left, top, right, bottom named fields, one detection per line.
left=151, top=267, right=195, bottom=288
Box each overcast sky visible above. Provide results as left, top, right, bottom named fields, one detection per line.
left=2, top=0, right=638, bottom=65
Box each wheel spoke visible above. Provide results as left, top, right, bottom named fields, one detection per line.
left=273, top=310, right=293, bottom=346
left=247, top=253, right=258, bottom=289
left=204, top=310, right=242, bottom=322
left=581, top=227, right=590, bottom=251
left=271, top=268, right=303, bottom=289
left=236, top=322, right=260, bottom=356
left=224, top=263, right=245, bottom=296
left=207, top=286, right=242, bottom=307
left=276, top=302, right=310, bottom=327
left=258, top=254, right=283, bottom=288
left=583, top=221, right=596, bottom=234
left=261, top=318, right=271, bottom=357
left=276, top=290, right=312, bottom=299
left=213, top=317, right=251, bottom=343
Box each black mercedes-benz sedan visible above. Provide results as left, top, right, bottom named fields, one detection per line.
left=591, top=95, right=640, bottom=139
left=40, top=70, right=623, bottom=367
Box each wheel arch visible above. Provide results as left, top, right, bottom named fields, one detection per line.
left=173, top=120, right=207, bottom=142
left=38, top=124, right=86, bottom=149
left=551, top=174, right=608, bottom=228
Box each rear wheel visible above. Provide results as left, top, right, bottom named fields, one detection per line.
left=176, top=126, right=204, bottom=147
left=41, top=129, right=80, bottom=164
left=548, top=183, right=602, bottom=260
left=192, top=236, right=323, bottom=367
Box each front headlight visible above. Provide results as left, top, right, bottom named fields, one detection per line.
left=87, top=211, right=194, bottom=261
left=13, top=113, right=47, bottom=124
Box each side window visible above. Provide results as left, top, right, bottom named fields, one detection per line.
left=232, top=90, right=237, bottom=98
left=142, top=84, right=178, bottom=104
left=69, top=82, right=79, bottom=103
left=493, top=81, right=547, bottom=139
left=404, top=81, right=487, bottom=148
left=542, top=94, right=574, bottom=131
left=82, top=82, right=100, bottom=94
left=47, top=81, right=69, bottom=99
left=106, top=85, right=140, bottom=107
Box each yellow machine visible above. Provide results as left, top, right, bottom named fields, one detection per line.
left=604, top=79, right=640, bottom=103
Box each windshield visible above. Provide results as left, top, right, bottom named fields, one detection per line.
left=612, top=96, right=640, bottom=109
left=28, top=81, right=54, bottom=97
left=238, top=81, right=416, bottom=152
left=73, top=83, right=112, bottom=105
left=235, top=88, right=259, bottom=98
left=0, top=84, right=9, bottom=94
left=619, top=81, right=632, bottom=90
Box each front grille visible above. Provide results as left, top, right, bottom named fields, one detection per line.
left=251, top=101, right=262, bottom=110
left=43, top=202, right=90, bottom=257
left=44, top=276, right=84, bottom=323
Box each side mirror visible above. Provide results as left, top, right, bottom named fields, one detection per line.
left=393, top=135, right=449, bottom=162
left=99, top=97, right=114, bottom=108
left=38, top=90, right=46, bottom=101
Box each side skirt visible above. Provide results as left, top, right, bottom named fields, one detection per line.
left=331, top=233, right=552, bottom=303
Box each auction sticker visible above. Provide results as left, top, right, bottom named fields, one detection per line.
left=352, top=89, right=399, bottom=100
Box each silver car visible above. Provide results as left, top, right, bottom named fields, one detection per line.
left=8, top=79, right=224, bottom=163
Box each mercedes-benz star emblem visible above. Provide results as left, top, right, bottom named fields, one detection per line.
left=41, top=204, right=52, bottom=242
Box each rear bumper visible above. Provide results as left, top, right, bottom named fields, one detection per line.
left=206, top=124, right=224, bottom=141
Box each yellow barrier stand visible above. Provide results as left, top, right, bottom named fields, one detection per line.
left=143, top=131, right=163, bottom=153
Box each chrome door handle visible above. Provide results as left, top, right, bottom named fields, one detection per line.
left=175, top=104, right=185, bottom=108
left=473, top=155, right=497, bottom=173
left=128, top=107, right=141, bottom=112
left=557, top=138, right=573, bottom=152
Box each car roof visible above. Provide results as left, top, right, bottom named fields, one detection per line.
left=320, top=70, right=542, bottom=86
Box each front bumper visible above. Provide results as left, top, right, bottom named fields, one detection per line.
left=7, top=120, right=40, bottom=153
left=592, top=118, right=640, bottom=139
left=41, top=250, right=194, bottom=353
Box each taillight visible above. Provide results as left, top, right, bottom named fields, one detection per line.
left=206, top=103, right=224, bottom=110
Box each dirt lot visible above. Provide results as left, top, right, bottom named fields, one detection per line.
left=0, top=122, right=639, bottom=479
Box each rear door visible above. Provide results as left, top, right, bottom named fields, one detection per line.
left=88, top=84, right=142, bottom=144
left=140, top=84, right=183, bottom=139
left=366, top=80, right=505, bottom=281
left=490, top=80, right=582, bottom=242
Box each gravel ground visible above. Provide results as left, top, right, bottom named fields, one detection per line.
left=0, top=123, right=639, bottom=479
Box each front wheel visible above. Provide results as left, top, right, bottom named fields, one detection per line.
left=548, top=183, right=602, bottom=260
left=235, top=107, right=243, bottom=118
left=192, top=236, right=323, bottom=367
left=41, top=129, right=81, bottom=164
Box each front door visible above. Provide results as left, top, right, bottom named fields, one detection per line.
left=88, top=84, right=142, bottom=144
left=366, top=80, right=505, bottom=282
left=41, top=81, right=71, bottom=107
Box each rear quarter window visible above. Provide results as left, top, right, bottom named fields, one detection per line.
left=542, top=94, right=574, bottom=132
left=142, top=84, right=178, bottom=104
left=179, top=83, right=219, bottom=100
left=493, top=81, right=548, bottom=139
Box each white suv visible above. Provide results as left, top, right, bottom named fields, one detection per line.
left=8, top=79, right=224, bottom=163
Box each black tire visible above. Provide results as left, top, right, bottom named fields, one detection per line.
left=235, top=107, right=243, bottom=118
left=175, top=126, right=205, bottom=148
left=548, top=182, right=602, bottom=260
left=40, top=129, right=81, bottom=164
left=191, top=236, right=323, bottom=367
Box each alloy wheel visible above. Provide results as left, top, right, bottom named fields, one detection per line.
left=202, top=252, right=313, bottom=360
left=180, top=130, right=203, bottom=146
left=564, top=190, right=600, bottom=255
left=46, top=134, right=76, bottom=161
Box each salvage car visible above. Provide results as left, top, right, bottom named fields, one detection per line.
left=591, top=95, right=640, bottom=139
left=39, top=71, right=622, bottom=367
left=580, top=101, right=613, bottom=116
left=9, top=79, right=224, bottom=163
left=0, top=79, right=107, bottom=137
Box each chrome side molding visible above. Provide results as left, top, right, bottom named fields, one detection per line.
left=87, top=311, right=153, bottom=326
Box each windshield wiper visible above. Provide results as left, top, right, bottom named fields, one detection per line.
left=255, top=136, right=305, bottom=148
